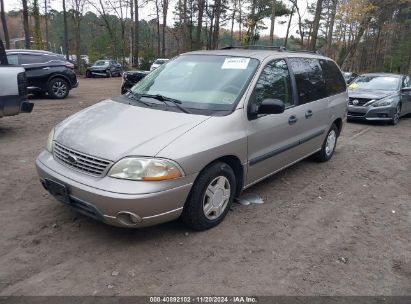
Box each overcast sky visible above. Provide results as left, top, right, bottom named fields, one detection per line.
left=4, top=0, right=313, bottom=38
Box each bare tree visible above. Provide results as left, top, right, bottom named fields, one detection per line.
left=269, top=0, right=276, bottom=44
left=22, top=0, right=31, bottom=48
left=161, top=0, right=168, bottom=56
left=309, top=0, right=323, bottom=50
left=0, top=0, right=10, bottom=48
left=195, top=0, right=206, bottom=49
left=70, top=0, right=86, bottom=72
left=63, top=0, right=69, bottom=60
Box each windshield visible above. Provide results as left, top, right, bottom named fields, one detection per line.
left=131, top=55, right=259, bottom=111
left=95, top=60, right=109, bottom=66
left=349, top=76, right=400, bottom=91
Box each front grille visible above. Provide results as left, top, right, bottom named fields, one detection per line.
left=53, top=142, right=112, bottom=177
left=347, top=111, right=365, bottom=117
left=348, top=97, right=372, bottom=106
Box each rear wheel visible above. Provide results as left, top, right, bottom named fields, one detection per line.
left=181, top=162, right=236, bottom=230
left=48, top=78, right=69, bottom=99
left=312, top=124, right=338, bottom=162
left=390, top=103, right=401, bottom=125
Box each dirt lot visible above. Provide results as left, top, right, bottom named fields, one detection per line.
left=0, top=78, right=410, bottom=296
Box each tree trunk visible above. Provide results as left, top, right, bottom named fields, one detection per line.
left=269, top=0, right=276, bottom=44
left=133, top=0, right=139, bottom=68
left=195, top=0, right=205, bottom=49
left=62, top=0, right=69, bottom=60
left=44, top=0, right=49, bottom=50
left=32, top=0, right=43, bottom=49
left=22, top=0, right=30, bottom=49
left=326, top=0, right=337, bottom=56
left=162, top=0, right=168, bottom=57
left=0, top=0, right=10, bottom=48
left=238, top=0, right=242, bottom=44
left=212, top=0, right=222, bottom=49
left=284, top=5, right=294, bottom=48
left=341, top=16, right=372, bottom=69
left=309, top=0, right=323, bottom=51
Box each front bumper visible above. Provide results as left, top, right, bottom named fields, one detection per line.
left=72, top=81, right=79, bottom=89
left=36, top=151, right=195, bottom=228
left=347, top=104, right=396, bottom=121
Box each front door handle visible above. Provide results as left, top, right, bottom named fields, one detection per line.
left=305, top=110, right=313, bottom=118
left=288, top=115, right=298, bottom=125
left=42, top=67, right=50, bottom=70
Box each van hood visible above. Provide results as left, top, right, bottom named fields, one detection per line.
left=54, top=98, right=210, bottom=161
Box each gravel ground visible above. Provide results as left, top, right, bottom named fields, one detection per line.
left=0, top=78, right=410, bottom=296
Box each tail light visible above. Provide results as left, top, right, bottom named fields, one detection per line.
left=66, top=63, right=75, bottom=70
left=17, top=72, right=28, bottom=97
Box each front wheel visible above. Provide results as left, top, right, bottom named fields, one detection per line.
left=48, top=78, right=69, bottom=99
left=390, top=103, right=401, bottom=125
left=312, top=124, right=338, bottom=162
left=181, top=162, right=236, bottom=230
left=106, top=70, right=112, bottom=78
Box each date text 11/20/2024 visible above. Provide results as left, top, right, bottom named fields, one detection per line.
left=149, top=296, right=258, bottom=303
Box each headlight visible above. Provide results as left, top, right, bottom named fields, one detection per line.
left=372, top=97, right=395, bottom=107
left=108, top=157, right=184, bottom=181
left=46, top=129, right=54, bottom=153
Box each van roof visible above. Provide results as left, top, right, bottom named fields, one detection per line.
left=184, top=47, right=328, bottom=61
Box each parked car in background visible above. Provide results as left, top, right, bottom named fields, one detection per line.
left=0, top=40, right=33, bottom=118
left=36, top=48, right=347, bottom=230
left=121, top=70, right=149, bottom=94
left=347, top=73, right=411, bottom=125
left=86, top=60, right=122, bottom=78
left=6, top=49, right=78, bottom=99
left=150, top=58, right=169, bottom=71
left=342, top=71, right=359, bottom=84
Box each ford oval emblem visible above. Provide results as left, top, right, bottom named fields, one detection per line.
left=352, top=99, right=359, bottom=105
left=67, top=154, right=78, bottom=164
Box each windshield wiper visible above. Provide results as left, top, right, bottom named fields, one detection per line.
left=124, top=90, right=153, bottom=107
left=138, top=93, right=191, bottom=114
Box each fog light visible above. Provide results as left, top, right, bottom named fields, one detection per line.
left=116, top=211, right=142, bottom=226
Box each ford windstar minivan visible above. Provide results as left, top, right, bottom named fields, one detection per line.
left=36, top=47, right=348, bottom=230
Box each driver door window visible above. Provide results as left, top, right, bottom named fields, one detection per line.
left=252, top=59, right=293, bottom=109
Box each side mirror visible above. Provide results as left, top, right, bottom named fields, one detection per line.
left=258, top=99, right=285, bottom=115
left=401, top=87, right=411, bottom=93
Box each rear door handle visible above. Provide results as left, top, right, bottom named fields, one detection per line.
left=288, top=115, right=298, bottom=125
left=42, top=67, right=50, bottom=70
left=305, top=110, right=313, bottom=118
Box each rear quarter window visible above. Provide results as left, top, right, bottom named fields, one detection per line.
left=320, top=59, right=346, bottom=96
left=20, top=54, right=45, bottom=64
left=288, top=57, right=327, bottom=105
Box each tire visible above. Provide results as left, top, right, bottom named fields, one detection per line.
left=312, top=124, right=338, bottom=162
left=106, top=70, right=112, bottom=78
left=86, top=70, right=91, bottom=78
left=181, top=162, right=236, bottom=230
left=48, top=78, right=69, bottom=99
left=389, top=103, right=401, bottom=125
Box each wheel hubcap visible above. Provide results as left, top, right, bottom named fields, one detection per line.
left=203, top=176, right=231, bottom=220
left=52, top=81, right=67, bottom=97
left=325, top=130, right=336, bottom=156
left=394, top=105, right=400, bottom=123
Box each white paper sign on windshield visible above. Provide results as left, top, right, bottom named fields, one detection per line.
left=221, top=58, right=250, bottom=70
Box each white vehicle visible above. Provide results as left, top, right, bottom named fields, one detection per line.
left=0, top=40, right=33, bottom=118
left=150, top=58, right=169, bottom=71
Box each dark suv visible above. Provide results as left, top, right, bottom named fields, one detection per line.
left=6, top=49, right=78, bottom=99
